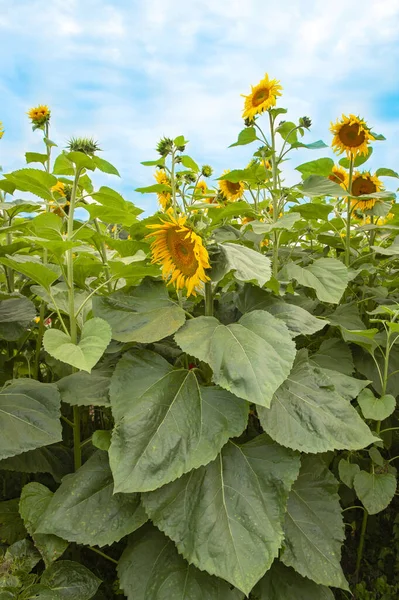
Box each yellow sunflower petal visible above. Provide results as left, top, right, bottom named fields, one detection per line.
left=154, top=169, right=172, bottom=211
left=351, top=171, right=383, bottom=211
left=330, top=114, right=374, bottom=158
left=218, top=170, right=245, bottom=202
left=242, top=73, right=283, bottom=120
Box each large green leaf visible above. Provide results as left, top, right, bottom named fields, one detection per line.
left=0, top=499, right=26, bottom=544
left=236, top=285, right=325, bottom=338
left=88, top=186, right=142, bottom=225
left=37, top=451, right=146, bottom=547
left=327, top=302, right=366, bottom=330
left=258, top=353, right=376, bottom=453
left=354, top=470, right=397, bottom=514
left=143, top=435, right=300, bottom=595
left=285, top=258, right=348, bottom=303
left=57, top=371, right=110, bottom=407
left=109, top=350, right=248, bottom=493
left=43, top=317, right=111, bottom=373
left=92, top=155, right=120, bottom=176
left=93, top=280, right=185, bottom=343
left=40, top=561, right=101, bottom=600
left=299, top=175, right=349, bottom=197
left=282, top=457, right=348, bottom=590
left=0, top=380, right=62, bottom=460
left=213, top=243, right=271, bottom=287
left=118, top=524, right=244, bottom=600
left=312, top=338, right=354, bottom=375
left=175, top=311, right=296, bottom=407
left=293, top=202, right=333, bottom=220
left=296, top=158, right=335, bottom=179
left=4, top=169, right=57, bottom=201
left=253, top=561, right=334, bottom=599
left=251, top=213, right=302, bottom=234
left=0, top=295, right=36, bottom=340
left=0, top=255, right=60, bottom=290
left=19, top=483, right=68, bottom=566
left=229, top=126, right=257, bottom=147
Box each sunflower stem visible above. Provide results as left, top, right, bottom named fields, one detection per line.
left=269, top=111, right=279, bottom=278
left=171, top=148, right=178, bottom=216
left=204, top=282, right=213, bottom=317
left=345, top=154, right=355, bottom=267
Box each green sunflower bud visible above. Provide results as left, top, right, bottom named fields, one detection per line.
left=67, top=137, right=101, bottom=155
left=201, top=165, right=213, bottom=177
left=156, top=137, right=174, bottom=157
left=299, top=116, right=312, bottom=129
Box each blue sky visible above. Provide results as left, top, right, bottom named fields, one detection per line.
left=1, top=0, right=399, bottom=214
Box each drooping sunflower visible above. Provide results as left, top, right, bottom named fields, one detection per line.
left=218, top=170, right=245, bottom=202
left=330, top=114, right=374, bottom=158
left=146, top=213, right=210, bottom=297
left=0, top=122, right=4, bottom=139
left=195, top=180, right=207, bottom=195
left=154, top=169, right=172, bottom=211
left=27, top=105, right=51, bottom=126
left=351, top=171, right=383, bottom=211
left=328, top=165, right=349, bottom=189
left=51, top=181, right=66, bottom=197
left=242, top=74, right=283, bottom=120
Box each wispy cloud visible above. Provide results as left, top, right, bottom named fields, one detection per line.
left=1, top=0, right=399, bottom=213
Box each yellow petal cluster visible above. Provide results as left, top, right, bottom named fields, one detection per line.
left=242, top=74, right=283, bottom=120
left=330, top=114, right=374, bottom=158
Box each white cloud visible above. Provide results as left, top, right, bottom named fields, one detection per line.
left=1, top=0, right=399, bottom=212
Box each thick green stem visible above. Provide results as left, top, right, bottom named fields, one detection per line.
left=345, top=154, right=354, bottom=267
left=67, top=168, right=82, bottom=470
left=269, top=112, right=279, bottom=278
left=355, top=509, right=368, bottom=582
left=204, top=282, right=213, bottom=316
left=171, top=149, right=177, bottom=215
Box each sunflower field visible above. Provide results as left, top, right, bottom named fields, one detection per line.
left=0, top=74, right=399, bottom=600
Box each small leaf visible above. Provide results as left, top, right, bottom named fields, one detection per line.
left=251, top=213, right=302, bottom=233
left=66, top=151, right=95, bottom=171
left=43, top=317, right=112, bottom=373
left=92, top=430, right=111, bottom=451
left=57, top=371, right=110, bottom=407
left=179, top=155, right=199, bottom=171
left=214, top=242, right=271, bottom=287
left=376, top=167, right=399, bottom=178
left=0, top=295, right=36, bottom=341
left=253, top=561, right=334, bottom=600
left=285, top=258, right=349, bottom=304
left=357, top=389, right=396, bottom=421
left=338, top=459, right=360, bottom=489
left=175, top=311, right=296, bottom=407
left=293, top=203, right=333, bottom=220
left=339, top=147, right=373, bottom=168
left=92, top=155, right=120, bottom=176
left=25, top=152, right=48, bottom=165
left=40, top=561, right=101, bottom=600
left=354, top=470, right=397, bottom=514
left=229, top=127, right=257, bottom=147
left=0, top=255, right=60, bottom=290
left=299, top=175, right=349, bottom=197
left=296, top=158, right=334, bottom=179
left=52, top=153, right=74, bottom=175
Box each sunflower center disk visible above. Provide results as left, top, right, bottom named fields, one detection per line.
left=226, top=181, right=242, bottom=194
left=252, top=87, right=270, bottom=107
left=167, top=230, right=198, bottom=276
left=352, top=178, right=377, bottom=196
left=339, top=123, right=366, bottom=148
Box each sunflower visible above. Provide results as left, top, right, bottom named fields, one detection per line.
left=195, top=180, right=207, bottom=195
left=242, top=74, right=283, bottom=120
left=328, top=165, right=349, bottom=189
left=146, top=213, right=210, bottom=297
left=0, top=122, right=4, bottom=139
left=218, top=170, right=245, bottom=202
left=51, top=181, right=66, bottom=197
left=154, top=169, right=172, bottom=211
left=27, top=105, right=51, bottom=126
left=351, top=171, right=383, bottom=211
left=330, top=114, right=374, bottom=158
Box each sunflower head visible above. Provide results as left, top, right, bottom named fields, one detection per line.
left=154, top=169, right=172, bottom=211
left=328, top=165, right=349, bottom=189
left=67, top=137, right=101, bottom=155
left=0, top=122, right=4, bottom=139
left=27, top=105, right=51, bottom=127
left=195, top=180, right=207, bottom=195
left=351, top=171, right=383, bottom=212
left=156, top=137, right=174, bottom=157
left=218, top=170, right=245, bottom=202
left=201, top=165, right=213, bottom=177
left=146, top=213, right=210, bottom=297
left=299, top=116, right=312, bottom=129
left=242, top=74, right=283, bottom=120
left=51, top=181, right=66, bottom=197
left=330, top=114, right=374, bottom=158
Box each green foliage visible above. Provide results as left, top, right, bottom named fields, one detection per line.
left=0, top=96, right=398, bottom=600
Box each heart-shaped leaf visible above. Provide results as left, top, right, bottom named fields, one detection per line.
left=43, top=318, right=111, bottom=373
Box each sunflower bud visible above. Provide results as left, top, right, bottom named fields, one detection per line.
left=299, top=116, right=312, bottom=129
left=176, top=143, right=186, bottom=152
left=201, top=165, right=213, bottom=177
left=67, top=137, right=101, bottom=155
left=156, top=137, right=174, bottom=157
left=184, top=172, right=196, bottom=184
left=244, top=117, right=255, bottom=127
